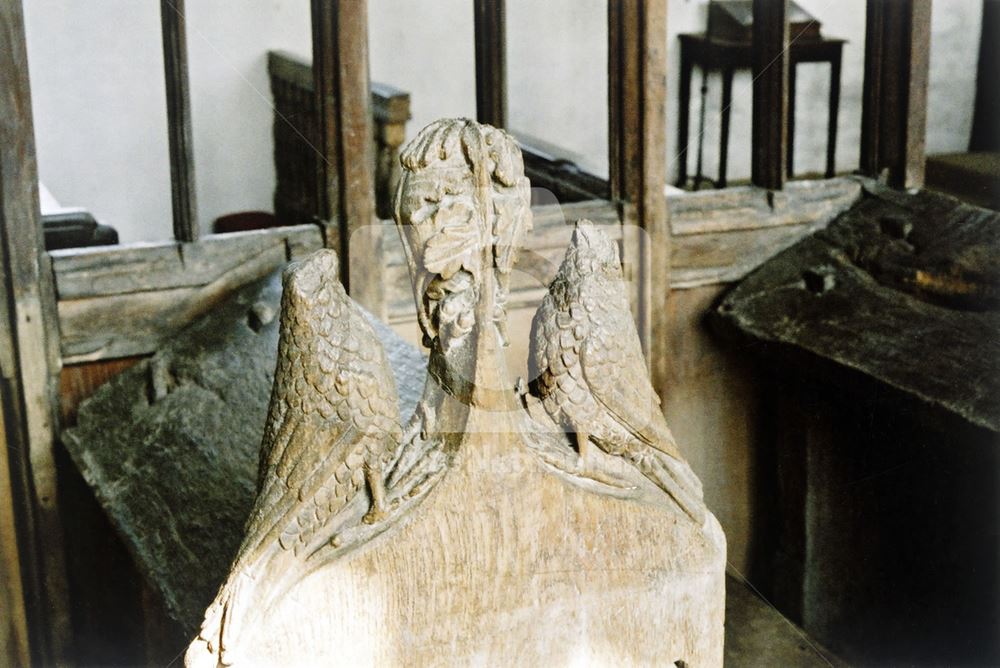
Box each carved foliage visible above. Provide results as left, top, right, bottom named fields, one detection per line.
left=394, top=119, right=531, bottom=354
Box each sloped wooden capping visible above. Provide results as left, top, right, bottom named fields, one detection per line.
left=184, top=119, right=725, bottom=665
left=51, top=225, right=324, bottom=362
left=711, top=182, right=1000, bottom=666
left=714, top=182, right=1000, bottom=435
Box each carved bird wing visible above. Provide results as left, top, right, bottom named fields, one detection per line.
left=580, top=317, right=683, bottom=461
left=239, top=407, right=361, bottom=565
left=237, top=289, right=402, bottom=567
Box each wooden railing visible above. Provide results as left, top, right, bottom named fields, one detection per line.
left=0, top=0, right=935, bottom=664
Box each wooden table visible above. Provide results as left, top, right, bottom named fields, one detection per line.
left=676, top=33, right=845, bottom=188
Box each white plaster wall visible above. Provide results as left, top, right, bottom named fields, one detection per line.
left=368, top=0, right=477, bottom=145
left=24, top=1, right=175, bottom=243
left=25, top=1, right=982, bottom=243
left=24, top=0, right=312, bottom=243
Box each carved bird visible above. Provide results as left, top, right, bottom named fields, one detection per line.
left=191, top=249, right=402, bottom=666
left=529, top=222, right=706, bottom=523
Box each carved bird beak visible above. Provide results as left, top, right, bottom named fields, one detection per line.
left=571, top=220, right=618, bottom=263
left=571, top=219, right=597, bottom=248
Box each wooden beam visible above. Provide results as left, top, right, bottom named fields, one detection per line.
left=607, top=0, right=669, bottom=395
left=160, top=0, right=199, bottom=242
left=52, top=226, right=324, bottom=362
left=751, top=0, right=789, bottom=190
left=311, top=0, right=383, bottom=316
left=383, top=181, right=863, bottom=321
left=860, top=0, right=931, bottom=189
left=473, top=0, right=507, bottom=127
left=0, top=2, right=72, bottom=664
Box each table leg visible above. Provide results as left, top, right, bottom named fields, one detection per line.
left=719, top=67, right=734, bottom=188
left=676, top=46, right=693, bottom=187
left=694, top=70, right=709, bottom=189
left=826, top=49, right=842, bottom=178
left=787, top=61, right=797, bottom=179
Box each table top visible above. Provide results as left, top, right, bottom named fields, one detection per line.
left=679, top=32, right=846, bottom=65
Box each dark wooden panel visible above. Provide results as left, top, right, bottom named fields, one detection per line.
left=0, top=403, right=30, bottom=666
left=474, top=0, right=506, bottom=127
left=715, top=185, right=1000, bottom=433
left=59, top=359, right=145, bottom=426
left=267, top=50, right=410, bottom=223
left=859, top=0, right=932, bottom=189
left=384, top=182, right=861, bottom=319
left=160, top=0, right=199, bottom=242
left=751, top=0, right=789, bottom=190
left=519, top=143, right=609, bottom=203
left=57, top=358, right=154, bottom=666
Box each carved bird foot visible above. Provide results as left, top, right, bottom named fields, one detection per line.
left=574, top=431, right=591, bottom=467
left=362, top=497, right=400, bottom=525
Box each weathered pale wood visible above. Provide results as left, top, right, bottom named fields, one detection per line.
left=672, top=222, right=831, bottom=289
left=383, top=200, right=620, bottom=321
left=668, top=178, right=861, bottom=289
left=51, top=225, right=322, bottom=299
left=473, top=0, right=506, bottom=127
left=383, top=182, right=861, bottom=321
left=179, top=118, right=723, bottom=665
left=0, top=1, right=72, bottom=662
left=311, top=0, right=383, bottom=316
left=55, top=226, right=323, bottom=362
left=859, top=0, right=931, bottom=189
left=160, top=0, right=199, bottom=242
left=668, top=177, right=860, bottom=235
left=751, top=0, right=789, bottom=191
left=214, top=420, right=726, bottom=666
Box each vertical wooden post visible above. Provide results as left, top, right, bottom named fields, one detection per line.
left=311, top=0, right=383, bottom=316
left=608, top=0, right=669, bottom=395
left=0, top=2, right=72, bottom=664
left=860, top=0, right=931, bottom=189
left=160, top=0, right=199, bottom=242
left=474, top=0, right=507, bottom=127
left=751, top=0, right=789, bottom=191
left=0, top=405, right=30, bottom=667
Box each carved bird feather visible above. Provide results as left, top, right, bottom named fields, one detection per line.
left=192, top=249, right=402, bottom=666
left=529, top=222, right=706, bottom=523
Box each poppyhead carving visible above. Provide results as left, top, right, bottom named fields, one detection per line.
left=392, top=118, right=532, bottom=358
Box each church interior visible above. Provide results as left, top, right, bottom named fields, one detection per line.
left=1, top=1, right=997, bottom=666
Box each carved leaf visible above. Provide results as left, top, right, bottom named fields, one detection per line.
left=423, top=197, right=482, bottom=280
left=492, top=186, right=530, bottom=275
